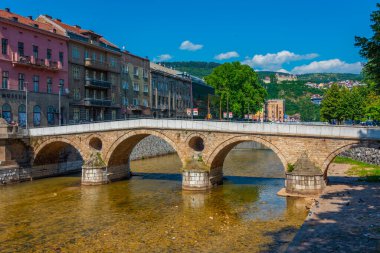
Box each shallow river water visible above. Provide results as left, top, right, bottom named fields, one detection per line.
left=0, top=149, right=308, bottom=252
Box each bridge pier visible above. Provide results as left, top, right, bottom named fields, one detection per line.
left=283, top=153, right=326, bottom=196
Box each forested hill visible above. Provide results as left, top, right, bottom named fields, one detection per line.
left=159, top=62, right=220, bottom=78
left=159, top=61, right=362, bottom=82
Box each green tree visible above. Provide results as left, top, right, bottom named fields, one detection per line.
left=205, top=62, right=267, bottom=118
left=365, top=91, right=380, bottom=121
left=320, top=84, right=344, bottom=123
left=355, top=3, right=380, bottom=93
left=299, top=98, right=320, bottom=122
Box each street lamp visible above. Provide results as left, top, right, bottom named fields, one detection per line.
left=24, top=81, right=28, bottom=130
left=58, top=83, right=62, bottom=126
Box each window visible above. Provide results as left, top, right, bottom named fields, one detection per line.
left=18, top=104, right=26, bottom=127
left=73, top=108, right=80, bottom=122
left=47, top=77, right=52, bottom=93
left=133, top=82, right=139, bottom=91
left=72, top=46, right=80, bottom=59
left=143, top=84, right=149, bottom=93
left=92, top=52, right=96, bottom=60
left=59, top=52, right=64, bottom=65
left=1, top=38, right=8, bottom=55
left=122, top=64, right=129, bottom=73
left=73, top=66, right=80, bottom=79
left=74, top=88, right=80, bottom=100
left=2, top=71, right=9, bottom=89
left=2, top=103, right=12, bottom=123
left=143, top=99, right=148, bottom=107
left=112, top=110, right=116, bottom=120
left=133, top=98, right=139, bottom=106
left=33, top=45, right=38, bottom=59
left=122, top=82, right=128, bottom=90
left=85, top=109, right=89, bottom=121
left=18, top=42, right=24, bottom=56
left=18, top=73, right=24, bottom=91
left=99, top=54, right=104, bottom=63
left=47, top=49, right=52, bottom=60
left=33, top=105, right=41, bottom=126
left=133, top=67, right=139, bottom=76
left=47, top=106, right=55, bottom=125
left=84, top=50, right=88, bottom=59
left=123, top=97, right=128, bottom=106
left=33, top=75, right=39, bottom=92
left=143, top=69, right=148, bottom=78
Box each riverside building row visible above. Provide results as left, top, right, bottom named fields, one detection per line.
left=0, top=8, right=213, bottom=127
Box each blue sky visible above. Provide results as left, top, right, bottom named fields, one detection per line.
left=1, top=0, right=377, bottom=74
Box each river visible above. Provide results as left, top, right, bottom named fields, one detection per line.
left=0, top=148, right=308, bottom=252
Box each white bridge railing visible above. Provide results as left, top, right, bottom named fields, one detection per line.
left=28, top=119, right=380, bottom=140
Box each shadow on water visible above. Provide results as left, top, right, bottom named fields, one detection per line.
left=132, top=172, right=284, bottom=186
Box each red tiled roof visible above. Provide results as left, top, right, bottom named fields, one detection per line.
left=0, top=10, right=65, bottom=36
left=48, top=18, right=118, bottom=48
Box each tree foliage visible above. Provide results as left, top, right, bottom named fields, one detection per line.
left=205, top=62, right=267, bottom=118
left=355, top=3, right=380, bottom=93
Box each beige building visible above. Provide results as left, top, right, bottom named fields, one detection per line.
left=120, top=51, right=150, bottom=117
left=265, top=99, right=285, bottom=122
left=37, top=15, right=122, bottom=123
left=276, top=73, right=297, bottom=83
left=150, top=63, right=191, bottom=118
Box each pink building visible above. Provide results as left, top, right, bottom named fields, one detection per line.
left=0, top=8, right=69, bottom=127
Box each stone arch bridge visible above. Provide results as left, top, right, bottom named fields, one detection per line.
left=2, top=119, right=380, bottom=194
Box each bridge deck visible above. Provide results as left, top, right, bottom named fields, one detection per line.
left=28, top=119, right=380, bottom=140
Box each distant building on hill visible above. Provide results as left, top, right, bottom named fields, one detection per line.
left=311, top=94, right=323, bottom=105
left=276, top=73, right=297, bottom=83
left=262, top=76, right=271, bottom=84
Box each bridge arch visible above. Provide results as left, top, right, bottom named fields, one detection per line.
left=105, top=129, right=185, bottom=169
left=206, top=135, right=288, bottom=176
left=321, top=141, right=378, bottom=176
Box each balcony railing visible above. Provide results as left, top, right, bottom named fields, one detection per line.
left=83, top=98, right=112, bottom=107
left=85, top=78, right=111, bottom=89
left=11, top=53, right=62, bottom=72
left=84, top=58, right=108, bottom=71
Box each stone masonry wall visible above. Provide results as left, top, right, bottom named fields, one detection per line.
left=130, top=135, right=176, bottom=160
left=339, top=147, right=380, bottom=165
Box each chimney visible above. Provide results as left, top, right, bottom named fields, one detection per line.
left=28, top=16, right=33, bottom=20
left=5, top=8, right=10, bottom=13
left=56, top=18, right=61, bottom=22
left=74, top=25, right=81, bottom=29
left=45, top=14, right=52, bottom=19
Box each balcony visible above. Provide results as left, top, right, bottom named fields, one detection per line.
left=84, top=58, right=108, bottom=71
left=83, top=98, right=112, bottom=107
left=12, top=53, right=62, bottom=72
left=85, top=78, right=111, bottom=89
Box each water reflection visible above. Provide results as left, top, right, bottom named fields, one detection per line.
left=0, top=148, right=307, bottom=252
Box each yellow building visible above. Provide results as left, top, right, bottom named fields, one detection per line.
left=265, top=99, right=285, bottom=122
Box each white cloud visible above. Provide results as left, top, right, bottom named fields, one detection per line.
left=215, top=51, right=240, bottom=60
left=242, top=50, right=319, bottom=71
left=179, top=40, right=203, bottom=51
left=153, top=54, right=172, bottom=62
left=291, top=59, right=363, bottom=74
left=276, top=69, right=290, bottom=74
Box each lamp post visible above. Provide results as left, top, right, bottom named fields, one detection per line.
left=24, top=81, right=28, bottom=130
left=58, top=83, right=62, bottom=126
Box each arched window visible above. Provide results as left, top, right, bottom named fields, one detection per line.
left=33, top=105, right=41, bottom=126
left=2, top=103, right=12, bottom=123
left=18, top=104, right=26, bottom=127
left=47, top=106, right=55, bottom=125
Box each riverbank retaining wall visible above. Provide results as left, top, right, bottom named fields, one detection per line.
left=130, top=136, right=176, bottom=160
left=339, top=147, right=380, bottom=165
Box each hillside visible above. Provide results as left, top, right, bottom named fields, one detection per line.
left=158, top=61, right=220, bottom=78
left=159, top=62, right=362, bottom=82
left=265, top=81, right=323, bottom=121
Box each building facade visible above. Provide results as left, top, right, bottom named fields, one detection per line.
left=150, top=63, right=191, bottom=118
left=37, top=15, right=121, bottom=123
left=0, top=8, right=69, bottom=127
left=120, top=51, right=150, bottom=117
left=191, top=75, right=215, bottom=119
left=265, top=99, right=285, bottom=122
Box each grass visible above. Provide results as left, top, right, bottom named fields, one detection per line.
left=333, top=156, right=380, bottom=182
